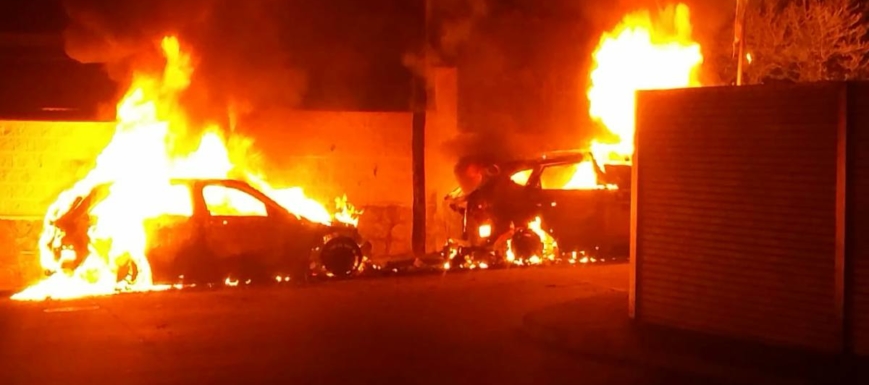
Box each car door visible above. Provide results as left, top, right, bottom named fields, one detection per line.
left=601, top=164, right=632, bottom=255
left=142, top=181, right=202, bottom=284
left=200, top=182, right=286, bottom=281
left=531, top=161, right=606, bottom=253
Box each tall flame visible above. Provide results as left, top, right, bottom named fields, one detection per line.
left=12, top=36, right=359, bottom=301
left=536, top=4, right=703, bottom=234
left=588, top=3, right=704, bottom=162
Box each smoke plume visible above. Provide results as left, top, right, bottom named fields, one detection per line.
left=402, top=0, right=488, bottom=83
left=61, top=0, right=307, bottom=127
left=434, top=0, right=736, bottom=166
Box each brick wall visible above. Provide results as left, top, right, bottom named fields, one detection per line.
left=0, top=219, right=42, bottom=291
left=241, top=110, right=414, bottom=207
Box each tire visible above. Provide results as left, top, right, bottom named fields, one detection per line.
left=116, top=258, right=139, bottom=285
left=510, top=228, right=543, bottom=261
left=320, top=237, right=363, bottom=278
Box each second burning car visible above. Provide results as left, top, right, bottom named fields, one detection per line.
left=444, top=150, right=631, bottom=267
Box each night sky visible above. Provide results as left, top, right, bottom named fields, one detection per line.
left=0, top=0, right=426, bottom=119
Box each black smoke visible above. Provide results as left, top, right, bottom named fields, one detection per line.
left=62, top=0, right=306, bottom=127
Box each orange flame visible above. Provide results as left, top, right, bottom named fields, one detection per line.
left=12, top=36, right=359, bottom=301
left=588, top=3, right=703, bottom=163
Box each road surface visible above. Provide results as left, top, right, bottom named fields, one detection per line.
left=0, top=264, right=716, bottom=385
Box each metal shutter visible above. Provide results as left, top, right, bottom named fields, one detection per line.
left=634, top=83, right=841, bottom=352
left=847, top=83, right=869, bottom=355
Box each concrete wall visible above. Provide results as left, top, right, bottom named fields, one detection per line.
left=0, top=120, right=114, bottom=216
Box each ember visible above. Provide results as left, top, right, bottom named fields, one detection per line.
left=12, top=36, right=360, bottom=301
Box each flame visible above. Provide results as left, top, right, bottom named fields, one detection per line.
left=500, top=217, right=558, bottom=267
left=527, top=216, right=558, bottom=262
left=12, top=36, right=360, bottom=301
left=334, top=195, right=362, bottom=227
left=478, top=224, right=492, bottom=238
left=587, top=3, right=703, bottom=162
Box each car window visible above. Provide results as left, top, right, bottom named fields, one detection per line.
left=510, top=169, right=533, bottom=186
left=446, top=186, right=465, bottom=199
left=203, top=185, right=268, bottom=217
left=539, top=161, right=598, bottom=190
left=159, top=183, right=194, bottom=216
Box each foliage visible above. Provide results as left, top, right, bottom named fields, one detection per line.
left=717, top=0, right=869, bottom=84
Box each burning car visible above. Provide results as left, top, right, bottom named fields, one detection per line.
left=42, top=178, right=367, bottom=288
left=444, top=150, right=631, bottom=267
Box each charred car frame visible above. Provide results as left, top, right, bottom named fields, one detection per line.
left=444, top=150, right=631, bottom=266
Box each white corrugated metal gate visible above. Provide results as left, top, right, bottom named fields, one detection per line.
left=632, top=83, right=844, bottom=352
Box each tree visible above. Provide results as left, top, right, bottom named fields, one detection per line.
left=718, top=0, right=869, bottom=84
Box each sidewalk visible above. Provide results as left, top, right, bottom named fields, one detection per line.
left=521, top=291, right=864, bottom=385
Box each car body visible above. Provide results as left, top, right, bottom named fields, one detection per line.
left=44, top=178, right=366, bottom=286
left=444, top=150, right=631, bottom=262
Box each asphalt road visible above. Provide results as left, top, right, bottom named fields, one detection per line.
left=0, top=264, right=713, bottom=385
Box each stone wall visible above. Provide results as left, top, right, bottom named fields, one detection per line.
left=0, top=120, right=114, bottom=291
left=0, top=219, right=43, bottom=292
left=0, top=120, right=115, bottom=216
left=425, top=68, right=465, bottom=252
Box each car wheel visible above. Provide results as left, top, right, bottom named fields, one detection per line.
left=116, top=258, right=139, bottom=285
left=511, top=228, right=543, bottom=261
left=320, top=237, right=363, bottom=278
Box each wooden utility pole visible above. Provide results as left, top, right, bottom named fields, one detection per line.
left=411, top=0, right=430, bottom=257
left=734, top=0, right=749, bottom=85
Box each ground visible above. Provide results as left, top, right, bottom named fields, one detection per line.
left=0, top=264, right=721, bottom=385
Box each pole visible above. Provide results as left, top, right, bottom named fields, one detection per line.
left=736, top=35, right=745, bottom=86
left=734, top=0, right=749, bottom=85
left=411, top=0, right=430, bottom=257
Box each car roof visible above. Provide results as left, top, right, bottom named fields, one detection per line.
left=86, top=178, right=259, bottom=198
left=168, top=177, right=243, bottom=185
left=498, top=150, right=592, bottom=171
